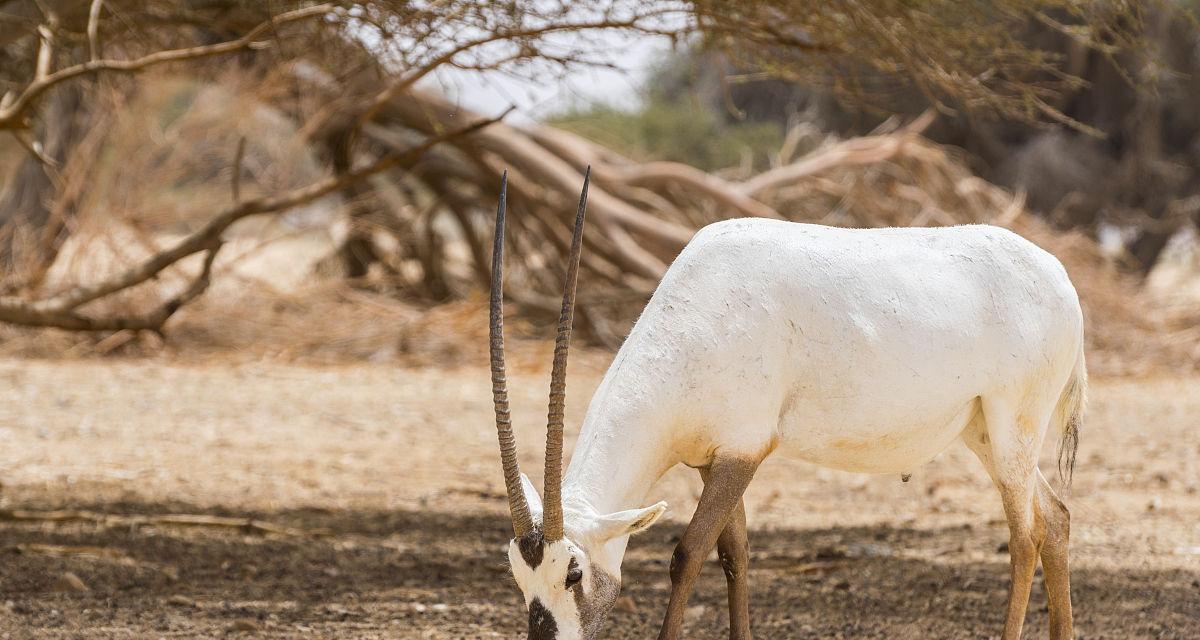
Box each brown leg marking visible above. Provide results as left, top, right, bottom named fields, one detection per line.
left=658, top=455, right=759, bottom=640
left=999, top=480, right=1042, bottom=640
left=1037, top=470, right=1073, bottom=640
left=963, top=400, right=1046, bottom=640
left=700, top=468, right=752, bottom=640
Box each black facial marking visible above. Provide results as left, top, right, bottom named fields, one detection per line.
left=518, top=528, right=545, bottom=568
left=527, top=598, right=557, bottom=640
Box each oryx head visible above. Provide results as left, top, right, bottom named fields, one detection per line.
left=488, top=169, right=666, bottom=639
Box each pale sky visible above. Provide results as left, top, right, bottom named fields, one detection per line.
left=421, top=31, right=676, bottom=124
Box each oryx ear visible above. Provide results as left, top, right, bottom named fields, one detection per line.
left=594, top=502, right=667, bottom=542
left=520, top=473, right=544, bottom=522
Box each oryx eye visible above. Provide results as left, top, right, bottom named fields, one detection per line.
left=565, top=558, right=583, bottom=588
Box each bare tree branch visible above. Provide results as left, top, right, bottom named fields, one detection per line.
left=0, top=110, right=507, bottom=332
left=34, top=23, right=54, bottom=82
left=9, top=129, right=59, bottom=173
left=86, top=0, right=103, bottom=62
left=231, top=135, right=247, bottom=203
left=0, top=3, right=337, bottom=130
left=354, top=8, right=688, bottom=129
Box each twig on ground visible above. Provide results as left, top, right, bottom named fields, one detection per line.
left=0, top=509, right=326, bottom=538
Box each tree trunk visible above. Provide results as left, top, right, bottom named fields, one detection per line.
left=0, top=83, right=90, bottom=282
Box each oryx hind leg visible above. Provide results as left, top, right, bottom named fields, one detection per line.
left=658, top=455, right=759, bottom=640
left=1036, top=468, right=1073, bottom=640
left=962, top=394, right=1061, bottom=640
left=699, top=467, right=752, bottom=640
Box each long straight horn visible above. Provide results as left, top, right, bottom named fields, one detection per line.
left=490, top=171, right=534, bottom=538
left=543, top=166, right=590, bottom=541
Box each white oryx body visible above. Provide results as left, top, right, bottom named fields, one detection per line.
left=568, top=219, right=1083, bottom=514
left=494, top=186, right=1085, bottom=640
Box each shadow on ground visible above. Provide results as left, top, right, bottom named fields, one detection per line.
left=0, top=500, right=1196, bottom=638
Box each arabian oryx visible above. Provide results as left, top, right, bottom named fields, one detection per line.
left=489, top=169, right=1086, bottom=640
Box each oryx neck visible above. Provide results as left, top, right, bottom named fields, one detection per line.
left=563, top=395, right=677, bottom=517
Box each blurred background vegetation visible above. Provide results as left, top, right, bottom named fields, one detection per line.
left=548, top=53, right=788, bottom=173
left=0, top=0, right=1195, bottom=375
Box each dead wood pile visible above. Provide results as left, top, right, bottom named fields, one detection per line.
left=348, top=93, right=1195, bottom=375
left=0, top=88, right=1193, bottom=376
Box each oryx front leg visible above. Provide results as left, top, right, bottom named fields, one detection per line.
left=699, top=468, right=752, bottom=640
left=659, top=456, right=759, bottom=640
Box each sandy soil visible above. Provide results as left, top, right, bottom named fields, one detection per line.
left=0, top=347, right=1197, bottom=638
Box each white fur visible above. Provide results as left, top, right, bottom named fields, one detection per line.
left=509, top=538, right=585, bottom=638
left=511, top=480, right=664, bottom=639
left=517, top=220, right=1085, bottom=638
left=566, top=220, right=1082, bottom=550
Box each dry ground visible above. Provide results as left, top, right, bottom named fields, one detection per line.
left=0, top=346, right=1197, bottom=638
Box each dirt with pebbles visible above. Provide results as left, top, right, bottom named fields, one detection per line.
left=0, top=350, right=1197, bottom=638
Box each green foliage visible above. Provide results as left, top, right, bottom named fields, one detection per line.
left=548, top=99, right=782, bottom=172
